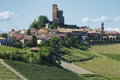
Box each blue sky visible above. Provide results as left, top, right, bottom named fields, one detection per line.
left=0, top=0, right=120, bottom=32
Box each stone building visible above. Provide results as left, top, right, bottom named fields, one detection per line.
left=52, top=4, right=64, bottom=25
left=101, top=21, right=104, bottom=33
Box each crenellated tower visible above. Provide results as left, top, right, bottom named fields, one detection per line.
left=52, top=4, right=64, bottom=25
left=101, top=21, right=104, bottom=33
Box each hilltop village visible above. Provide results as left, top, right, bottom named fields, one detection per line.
left=0, top=4, right=120, bottom=48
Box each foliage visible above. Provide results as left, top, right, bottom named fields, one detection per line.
left=0, top=46, right=41, bottom=64
left=59, top=33, right=89, bottom=50
left=0, top=33, right=7, bottom=38
left=0, top=45, right=58, bottom=65
left=39, top=46, right=59, bottom=66
left=30, top=16, right=49, bottom=29
left=39, top=40, right=47, bottom=46
left=25, top=35, right=37, bottom=47
left=38, top=16, right=49, bottom=27
left=32, top=35, right=37, bottom=46
left=22, top=52, right=41, bottom=63
left=13, top=41, right=23, bottom=48
left=49, top=22, right=58, bottom=29
left=0, top=45, right=22, bottom=52
left=30, top=20, right=38, bottom=29
left=24, top=40, right=33, bottom=47
left=27, top=28, right=31, bottom=35
left=49, top=36, right=61, bottom=52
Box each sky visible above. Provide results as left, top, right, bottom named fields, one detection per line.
left=0, top=0, right=120, bottom=33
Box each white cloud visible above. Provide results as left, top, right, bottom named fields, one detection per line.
left=92, top=18, right=100, bottom=22
left=100, top=16, right=113, bottom=21
left=81, top=17, right=89, bottom=23
left=0, top=11, right=14, bottom=20
left=106, top=27, right=120, bottom=32
left=81, top=16, right=117, bottom=23
left=81, top=17, right=101, bottom=23
left=115, top=17, right=120, bottom=21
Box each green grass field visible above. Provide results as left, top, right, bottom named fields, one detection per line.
left=0, top=63, right=21, bottom=80
left=0, top=44, right=120, bottom=80
left=0, top=46, right=23, bottom=52
left=60, top=47, right=97, bottom=62
left=61, top=44, right=120, bottom=80
left=90, top=44, right=120, bottom=54
left=103, top=54, right=120, bottom=61
left=75, top=58, right=120, bottom=78
left=5, top=60, right=82, bottom=80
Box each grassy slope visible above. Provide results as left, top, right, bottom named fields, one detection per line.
left=103, top=54, right=120, bottom=61
left=0, top=46, right=23, bottom=52
left=90, top=44, right=120, bottom=54
left=75, top=58, right=120, bottom=77
left=0, top=63, right=21, bottom=80
left=0, top=46, right=106, bottom=80
left=61, top=47, right=98, bottom=62
left=5, top=60, right=82, bottom=80
left=61, top=44, right=120, bottom=80
left=1, top=45, right=120, bottom=80
left=0, top=46, right=80, bottom=80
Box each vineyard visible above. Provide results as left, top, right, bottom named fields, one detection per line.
left=60, top=47, right=98, bottom=62
left=0, top=46, right=41, bottom=64
left=5, top=60, right=82, bottom=80
left=0, top=44, right=120, bottom=80
left=0, top=46, right=23, bottom=52
left=61, top=44, right=120, bottom=80
left=0, top=60, right=21, bottom=80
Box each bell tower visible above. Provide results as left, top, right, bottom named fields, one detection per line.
left=101, top=21, right=104, bottom=32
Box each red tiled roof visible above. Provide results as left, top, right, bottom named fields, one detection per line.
left=14, top=34, right=23, bottom=40
left=105, top=31, right=120, bottom=35
left=30, top=47, right=40, bottom=51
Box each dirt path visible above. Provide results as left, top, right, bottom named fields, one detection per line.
left=60, top=59, right=94, bottom=74
left=0, top=59, right=27, bottom=80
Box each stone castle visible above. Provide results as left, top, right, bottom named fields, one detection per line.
left=52, top=4, right=64, bottom=25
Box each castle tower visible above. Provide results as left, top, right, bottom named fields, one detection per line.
left=52, top=4, right=58, bottom=23
left=52, top=4, right=64, bottom=25
left=101, top=21, right=104, bottom=32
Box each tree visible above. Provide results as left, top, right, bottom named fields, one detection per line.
left=49, top=22, right=58, bottom=29
left=32, top=35, right=37, bottom=47
left=0, top=33, right=7, bottom=38
left=24, top=40, right=33, bottom=47
left=13, top=41, right=23, bottom=48
left=71, top=36, right=80, bottom=47
left=27, top=28, right=31, bottom=35
left=49, top=36, right=61, bottom=52
left=38, top=16, right=49, bottom=28
left=25, top=35, right=37, bottom=47
left=39, top=40, right=47, bottom=47
left=65, top=37, right=72, bottom=48
left=30, top=16, right=49, bottom=29
left=30, top=20, right=39, bottom=29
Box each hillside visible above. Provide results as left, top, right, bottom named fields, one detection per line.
left=0, top=46, right=23, bottom=52
left=0, top=44, right=120, bottom=80
left=0, top=59, right=21, bottom=80
left=60, top=44, right=120, bottom=80
left=5, top=60, right=82, bottom=80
